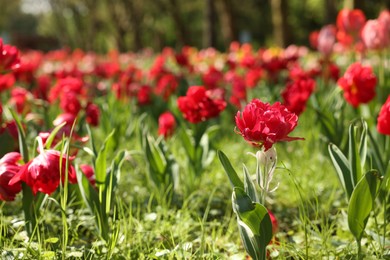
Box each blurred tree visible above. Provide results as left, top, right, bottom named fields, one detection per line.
left=270, top=0, right=291, bottom=47
left=215, top=0, right=238, bottom=46
left=203, top=0, right=217, bottom=48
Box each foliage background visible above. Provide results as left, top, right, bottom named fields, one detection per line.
left=1, top=0, right=389, bottom=52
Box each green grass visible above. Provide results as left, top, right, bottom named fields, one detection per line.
left=1, top=82, right=389, bottom=260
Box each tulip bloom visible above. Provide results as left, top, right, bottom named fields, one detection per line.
left=158, top=112, right=176, bottom=138
left=361, top=19, right=388, bottom=50
left=177, top=86, right=226, bottom=124
left=337, top=62, right=377, bottom=108
left=317, top=25, right=337, bottom=57
left=235, top=99, right=303, bottom=150
left=282, top=78, right=316, bottom=115
left=377, top=95, right=390, bottom=135
left=85, top=102, right=100, bottom=126
left=9, top=140, right=77, bottom=195
left=0, top=152, right=22, bottom=201
left=0, top=39, right=20, bottom=72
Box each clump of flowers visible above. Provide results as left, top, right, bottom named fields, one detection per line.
left=282, top=77, right=316, bottom=115
left=177, top=86, right=226, bottom=124
left=337, top=62, right=377, bottom=108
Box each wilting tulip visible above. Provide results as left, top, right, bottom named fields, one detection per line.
left=337, top=62, right=377, bottom=107
left=9, top=139, right=77, bottom=195
left=377, top=95, right=390, bottom=135
left=0, top=152, right=22, bottom=201
left=235, top=99, right=303, bottom=150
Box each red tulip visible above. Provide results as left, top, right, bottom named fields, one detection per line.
left=177, top=86, right=226, bottom=124
left=10, top=87, right=30, bottom=114
left=337, top=9, right=366, bottom=34
left=0, top=40, right=20, bottom=72
left=361, top=19, right=388, bottom=50
left=80, top=164, right=96, bottom=186
left=158, top=112, right=176, bottom=138
left=377, top=95, right=390, bottom=135
left=282, top=78, right=316, bottom=115
left=155, top=73, right=178, bottom=101
left=9, top=142, right=77, bottom=195
left=235, top=99, right=303, bottom=150
left=137, top=85, right=152, bottom=106
left=337, top=62, right=377, bottom=108
left=0, top=152, right=22, bottom=201
left=317, top=25, right=337, bottom=57
left=0, top=74, right=15, bottom=93
left=85, top=102, right=100, bottom=126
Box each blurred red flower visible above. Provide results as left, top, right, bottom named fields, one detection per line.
left=337, top=62, right=377, bottom=108
left=377, top=95, right=390, bottom=135
left=9, top=147, right=77, bottom=195
left=0, top=39, right=20, bottom=72
left=0, top=74, right=15, bottom=93
left=155, top=73, right=178, bottom=100
left=137, top=85, right=152, bottom=105
left=337, top=9, right=366, bottom=34
left=80, top=164, right=96, bottom=186
left=282, top=78, right=316, bottom=115
left=0, top=152, right=22, bottom=201
left=85, top=102, right=100, bottom=126
left=60, top=91, right=82, bottom=115
left=177, top=86, right=226, bottom=124
left=10, top=87, right=31, bottom=114
left=361, top=19, right=389, bottom=50
left=317, top=25, right=337, bottom=57
left=235, top=99, right=303, bottom=150
left=158, top=111, right=176, bottom=138
left=202, top=67, right=224, bottom=89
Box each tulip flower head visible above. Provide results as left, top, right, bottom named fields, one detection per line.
left=235, top=99, right=303, bottom=150
left=9, top=137, right=77, bottom=195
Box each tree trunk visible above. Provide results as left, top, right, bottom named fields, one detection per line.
left=325, top=0, right=337, bottom=24
left=126, top=0, right=143, bottom=51
left=270, top=0, right=290, bottom=47
left=167, top=0, right=189, bottom=47
left=215, top=0, right=237, bottom=48
left=203, top=0, right=217, bottom=48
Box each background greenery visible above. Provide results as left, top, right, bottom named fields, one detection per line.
left=1, top=0, right=389, bottom=52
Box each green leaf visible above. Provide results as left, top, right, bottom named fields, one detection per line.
left=180, top=129, right=195, bottom=160
left=232, top=187, right=273, bottom=260
left=359, top=120, right=368, bottom=169
left=328, top=143, right=353, bottom=199
left=9, top=109, right=29, bottom=162
left=44, top=122, right=66, bottom=149
left=348, top=170, right=382, bottom=241
left=217, top=151, right=244, bottom=190
left=105, top=150, right=126, bottom=214
left=243, top=165, right=258, bottom=203
left=349, top=123, right=362, bottom=187
left=143, top=134, right=166, bottom=176
left=76, top=165, right=99, bottom=214
left=95, top=130, right=115, bottom=186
